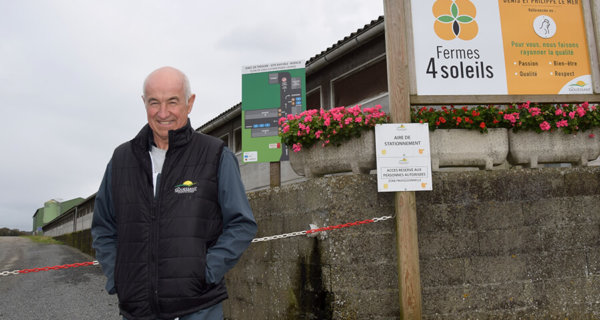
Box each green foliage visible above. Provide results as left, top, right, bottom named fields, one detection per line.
left=0, top=228, right=28, bottom=236
left=22, top=235, right=62, bottom=245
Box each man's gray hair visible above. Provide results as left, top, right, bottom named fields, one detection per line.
left=181, top=72, right=191, bottom=100
left=143, top=67, right=192, bottom=100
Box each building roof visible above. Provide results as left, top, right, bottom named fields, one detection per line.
left=306, top=16, right=384, bottom=67
left=32, top=197, right=84, bottom=219
left=41, top=194, right=97, bottom=230
left=33, top=207, right=43, bottom=218
left=59, top=197, right=85, bottom=214
left=196, top=103, right=241, bottom=133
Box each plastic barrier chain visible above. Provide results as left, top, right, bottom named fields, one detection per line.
left=1, top=215, right=394, bottom=277
left=1, top=261, right=99, bottom=277
left=251, top=215, right=394, bottom=243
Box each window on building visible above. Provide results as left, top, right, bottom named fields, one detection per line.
left=332, top=58, right=388, bottom=108
left=307, top=87, right=322, bottom=110
left=234, top=128, right=242, bottom=153
left=219, top=134, right=230, bottom=148
left=356, top=92, right=390, bottom=114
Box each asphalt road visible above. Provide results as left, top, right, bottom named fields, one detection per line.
left=0, top=237, right=120, bottom=320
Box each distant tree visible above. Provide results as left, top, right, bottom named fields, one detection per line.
left=0, top=228, right=27, bottom=236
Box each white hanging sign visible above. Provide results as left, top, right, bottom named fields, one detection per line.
left=375, top=123, right=433, bottom=192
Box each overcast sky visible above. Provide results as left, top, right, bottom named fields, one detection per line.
left=0, top=1, right=384, bottom=231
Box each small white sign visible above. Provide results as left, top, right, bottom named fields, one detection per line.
left=243, top=151, right=258, bottom=163
left=375, top=123, right=432, bottom=192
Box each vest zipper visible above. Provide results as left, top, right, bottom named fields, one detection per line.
left=146, top=152, right=160, bottom=316
left=150, top=198, right=160, bottom=315
left=150, top=148, right=172, bottom=316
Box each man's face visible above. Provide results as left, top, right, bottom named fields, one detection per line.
left=143, top=69, right=195, bottom=149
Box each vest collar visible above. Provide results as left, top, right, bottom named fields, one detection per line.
left=132, top=119, right=194, bottom=151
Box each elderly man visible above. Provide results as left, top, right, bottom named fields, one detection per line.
left=92, top=66, right=257, bottom=320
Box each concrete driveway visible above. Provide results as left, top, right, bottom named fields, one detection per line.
left=0, top=237, right=120, bottom=320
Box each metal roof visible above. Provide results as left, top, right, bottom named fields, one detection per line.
left=306, top=16, right=384, bottom=67
left=196, top=102, right=241, bottom=132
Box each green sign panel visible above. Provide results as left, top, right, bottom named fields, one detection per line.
left=241, top=61, right=306, bottom=163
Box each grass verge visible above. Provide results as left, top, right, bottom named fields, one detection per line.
left=21, top=235, right=63, bottom=245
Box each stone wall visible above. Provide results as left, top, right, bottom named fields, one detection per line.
left=54, top=229, right=95, bottom=257
left=224, top=167, right=600, bottom=319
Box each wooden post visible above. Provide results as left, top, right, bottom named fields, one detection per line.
left=383, top=0, right=423, bottom=319
left=270, top=162, right=281, bottom=188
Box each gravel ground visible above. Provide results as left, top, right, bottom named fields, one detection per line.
left=0, top=237, right=120, bottom=320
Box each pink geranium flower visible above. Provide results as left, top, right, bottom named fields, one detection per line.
left=278, top=104, right=388, bottom=151
left=503, top=113, right=517, bottom=125
left=540, top=121, right=551, bottom=131
left=555, top=119, right=568, bottom=128
left=529, top=107, right=541, bottom=116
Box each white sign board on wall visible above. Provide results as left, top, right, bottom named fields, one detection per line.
left=375, top=124, right=433, bottom=192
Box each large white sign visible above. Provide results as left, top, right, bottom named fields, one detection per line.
left=411, top=0, right=507, bottom=95
left=411, top=0, right=593, bottom=95
left=375, top=124, right=433, bottom=192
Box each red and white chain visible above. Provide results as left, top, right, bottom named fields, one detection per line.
left=2, top=215, right=394, bottom=276
left=251, top=215, right=393, bottom=243
left=1, top=261, right=99, bottom=277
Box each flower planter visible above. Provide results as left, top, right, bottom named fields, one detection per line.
left=289, top=130, right=376, bottom=178
left=508, top=129, right=600, bottom=168
left=430, top=128, right=509, bottom=170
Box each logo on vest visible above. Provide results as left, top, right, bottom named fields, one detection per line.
left=174, top=180, right=198, bottom=194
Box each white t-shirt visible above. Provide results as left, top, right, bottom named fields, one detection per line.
left=149, top=146, right=167, bottom=196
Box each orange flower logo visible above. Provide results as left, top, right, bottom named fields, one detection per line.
left=433, top=0, right=478, bottom=40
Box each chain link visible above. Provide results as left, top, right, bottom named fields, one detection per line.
left=3, top=216, right=394, bottom=276
left=1, top=270, right=20, bottom=276
left=372, top=215, right=393, bottom=222
left=251, top=215, right=394, bottom=243
left=252, top=230, right=307, bottom=243
left=1, top=261, right=100, bottom=277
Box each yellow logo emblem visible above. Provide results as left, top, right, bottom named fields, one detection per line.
left=174, top=180, right=198, bottom=194
left=570, top=81, right=587, bottom=87
left=176, top=180, right=197, bottom=187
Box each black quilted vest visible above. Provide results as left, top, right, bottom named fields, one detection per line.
left=111, top=121, right=227, bottom=320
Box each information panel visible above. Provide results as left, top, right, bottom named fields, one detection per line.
left=375, top=124, right=433, bottom=192
left=411, top=0, right=593, bottom=95
left=241, top=61, right=306, bottom=163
